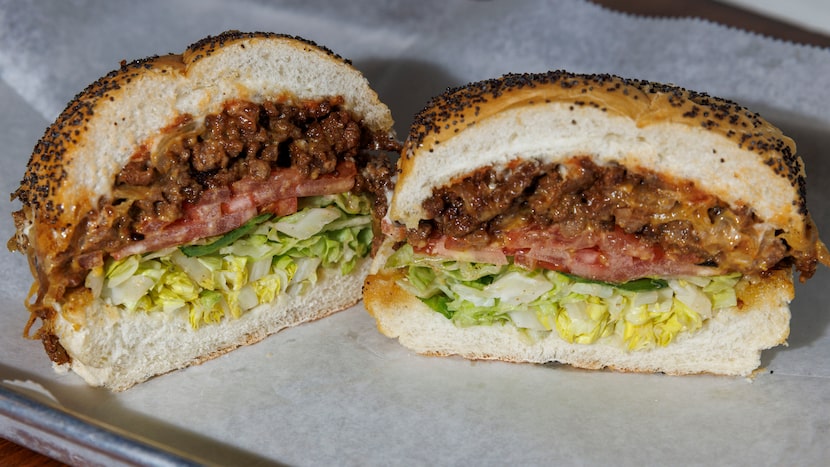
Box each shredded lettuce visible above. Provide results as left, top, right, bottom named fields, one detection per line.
left=89, top=193, right=374, bottom=328
left=387, top=244, right=742, bottom=350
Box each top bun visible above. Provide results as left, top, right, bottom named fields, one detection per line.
left=391, top=71, right=814, bottom=255
left=12, top=30, right=394, bottom=264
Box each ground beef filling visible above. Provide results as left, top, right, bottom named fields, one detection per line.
left=411, top=157, right=790, bottom=276
left=68, top=96, right=397, bottom=287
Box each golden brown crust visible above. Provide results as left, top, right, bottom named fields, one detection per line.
left=401, top=71, right=806, bottom=216
left=363, top=269, right=407, bottom=335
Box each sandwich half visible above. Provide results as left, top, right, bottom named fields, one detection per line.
left=364, top=71, right=828, bottom=376
left=9, top=31, right=398, bottom=390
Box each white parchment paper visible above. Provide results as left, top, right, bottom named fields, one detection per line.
left=1, top=1, right=829, bottom=465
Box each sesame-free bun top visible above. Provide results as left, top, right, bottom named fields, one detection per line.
left=392, top=71, right=815, bottom=255
left=12, top=31, right=395, bottom=261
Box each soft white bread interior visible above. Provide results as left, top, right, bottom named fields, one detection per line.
left=57, top=259, right=370, bottom=391
left=364, top=255, right=791, bottom=377
left=392, top=72, right=814, bottom=255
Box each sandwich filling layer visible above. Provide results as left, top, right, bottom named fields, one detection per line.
left=381, top=156, right=809, bottom=349
left=400, top=157, right=804, bottom=282
left=85, top=192, right=375, bottom=331
left=16, top=96, right=397, bottom=362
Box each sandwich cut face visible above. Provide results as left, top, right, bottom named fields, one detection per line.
left=366, top=71, right=828, bottom=372
left=8, top=31, right=399, bottom=389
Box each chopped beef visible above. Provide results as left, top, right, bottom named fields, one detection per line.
left=414, top=156, right=791, bottom=276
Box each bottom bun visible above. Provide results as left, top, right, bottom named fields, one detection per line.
left=53, top=259, right=371, bottom=391
left=363, top=267, right=793, bottom=377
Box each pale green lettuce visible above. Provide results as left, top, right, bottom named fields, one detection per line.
left=88, top=193, right=374, bottom=328
left=386, top=244, right=742, bottom=350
